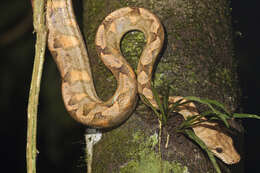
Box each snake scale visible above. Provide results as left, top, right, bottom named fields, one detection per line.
left=46, top=0, right=240, bottom=164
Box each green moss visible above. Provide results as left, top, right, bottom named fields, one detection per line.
left=92, top=123, right=189, bottom=173
left=91, top=124, right=138, bottom=172
left=120, top=131, right=189, bottom=173
left=121, top=31, right=146, bottom=70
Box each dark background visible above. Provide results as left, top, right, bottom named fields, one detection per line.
left=0, top=0, right=259, bottom=172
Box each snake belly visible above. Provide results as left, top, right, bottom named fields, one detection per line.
left=46, top=0, right=164, bottom=128
left=46, top=0, right=240, bottom=164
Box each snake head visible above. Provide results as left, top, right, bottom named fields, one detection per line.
left=195, top=122, right=241, bottom=164
left=210, top=135, right=241, bottom=164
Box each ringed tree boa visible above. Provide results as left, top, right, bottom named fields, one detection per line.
left=46, top=0, right=240, bottom=164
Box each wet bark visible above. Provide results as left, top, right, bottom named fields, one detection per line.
left=81, top=0, right=243, bottom=172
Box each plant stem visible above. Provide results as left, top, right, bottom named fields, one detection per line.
left=26, top=0, right=47, bottom=172
left=85, top=134, right=93, bottom=173
left=158, top=119, right=163, bottom=173
left=165, top=132, right=169, bottom=149
left=85, top=129, right=102, bottom=173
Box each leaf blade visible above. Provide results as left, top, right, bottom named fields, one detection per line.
left=233, top=113, right=260, bottom=119
left=183, top=129, right=221, bottom=173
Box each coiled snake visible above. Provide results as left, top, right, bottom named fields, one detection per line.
left=46, top=0, right=240, bottom=164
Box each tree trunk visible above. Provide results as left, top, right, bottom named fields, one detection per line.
left=82, top=0, right=242, bottom=172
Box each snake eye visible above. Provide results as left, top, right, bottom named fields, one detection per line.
left=216, top=147, right=223, bottom=153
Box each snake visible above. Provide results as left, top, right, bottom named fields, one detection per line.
left=46, top=0, right=240, bottom=164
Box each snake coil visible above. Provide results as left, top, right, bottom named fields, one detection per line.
left=46, top=0, right=240, bottom=164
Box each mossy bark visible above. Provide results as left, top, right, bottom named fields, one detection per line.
left=82, top=0, right=242, bottom=172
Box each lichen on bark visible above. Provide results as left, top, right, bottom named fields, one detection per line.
left=119, top=131, right=189, bottom=173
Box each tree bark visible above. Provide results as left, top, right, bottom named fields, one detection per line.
left=82, top=0, right=242, bottom=172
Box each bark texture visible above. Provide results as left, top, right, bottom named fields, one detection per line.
left=81, top=0, right=242, bottom=172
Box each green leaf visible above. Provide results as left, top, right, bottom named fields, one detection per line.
left=185, top=114, right=201, bottom=124
left=233, top=113, right=260, bottom=119
left=214, top=110, right=230, bottom=128
left=184, top=96, right=230, bottom=128
left=168, top=99, right=194, bottom=113
left=151, top=86, right=163, bottom=111
left=183, top=129, right=221, bottom=173
left=168, top=99, right=183, bottom=112
left=180, top=115, right=210, bottom=130
left=200, top=111, right=215, bottom=116
left=203, top=98, right=230, bottom=115
left=184, top=96, right=215, bottom=110
left=151, top=86, right=167, bottom=123
left=188, top=115, right=205, bottom=124
left=140, top=94, right=161, bottom=120
left=199, top=110, right=231, bottom=128
left=163, top=87, right=170, bottom=116
left=189, top=119, right=211, bottom=127
left=178, top=120, right=192, bottom=130
left=186, top=115, right=198, bottom=121
left=178, top=114, right=203, bottom=130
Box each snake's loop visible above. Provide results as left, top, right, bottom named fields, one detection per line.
left=46, top=0, right=164, bottom=128
left=46, top=0, right=240, bottom=164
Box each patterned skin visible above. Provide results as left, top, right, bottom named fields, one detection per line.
left=46, top=0, right=240, bottom=164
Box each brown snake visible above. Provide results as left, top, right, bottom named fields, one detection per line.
left=46, top=0, right=240, bottom=164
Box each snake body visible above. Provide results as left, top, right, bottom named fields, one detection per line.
left=46, top=0, right=240, bottom=164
